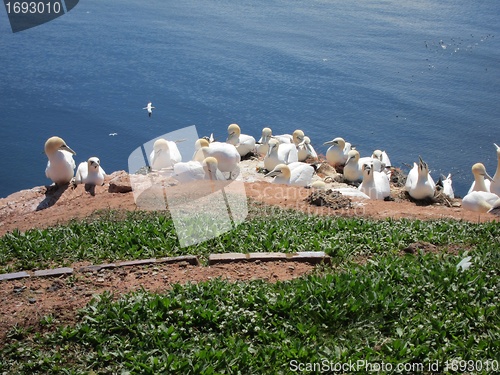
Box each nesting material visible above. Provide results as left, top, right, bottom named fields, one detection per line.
left=305, top=189, right=352, bottom=210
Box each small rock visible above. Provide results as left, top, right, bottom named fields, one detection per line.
left=13, top=286, right=26, bottom=294
left=47, top=281, right=63, bottom=292
left=28, top=297, right=36, bottom=304
left=108, top=171, right=132, bottom=193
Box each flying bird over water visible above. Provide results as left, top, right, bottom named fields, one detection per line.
left=143, top=102, right=155, bottom=117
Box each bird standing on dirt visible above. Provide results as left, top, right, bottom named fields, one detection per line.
left=44, top=136, right=76, bottom=185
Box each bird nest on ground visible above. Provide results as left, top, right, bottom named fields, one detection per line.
left=388, top=167, right=407, bottom=187
left=305, top=189, right=352, bottom=210
left=392, top=187, right=460, bottom=208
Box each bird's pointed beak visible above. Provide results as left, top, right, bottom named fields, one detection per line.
left=61, top=145, right=76, bottom=155
left=259, top=135, right=270, bottom=144
left=323, top=140, right=334, bottom=146
left=265, top=169, right=281, bottom=178
left=266, top=144, right=274, bottom=158
left=484, top=172, right=494, bottom=182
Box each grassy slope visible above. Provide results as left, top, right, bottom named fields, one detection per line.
left=0, top=204, right=499, bottom=374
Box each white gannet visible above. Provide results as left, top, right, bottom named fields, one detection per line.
left=173, top=160, right=205, bottom=182
left=297, top=136, right=318, bottom=162
left=202, top=156, right=226, bottom=181
left=150, top=138, right=182, bottom=170
left=202, top=133, right=215, bottom=143
left=44, top=136, right=76, bottom=185
left=291, top=129, right=305, bottom=149
left=371, top=149, right=392, bottom=168
left=438, top=173, right=454, bottom=199
left=265, top=162, right=315, bottom=187
left=256, top=128, right=293, bottom=156
left=256, top=127, right=272, bottom=157
left=405, top=156, right=436, bottom=200
left=358, top=163, right=390, bottom=200
left=256, top=127, right=293, bottom=156
left=193, top=139, right=241, bottom=179
left=324, top=137, right=352, bottom=166
left=462, top=191, right=500, bottom=213
left=310, top=180, right=326, bottom=190
left=226, top=123, right=256, bottom=157
left=173, top=157, right=225, bottom=183
left=343, top=150, right=382, bottom=183
left=467, top=163, right=493, bottom=194
left=143, top=102, right=155, bottom=117
left=193, top=138, right=210, bottom=158
left=264, top=138, right=299, bottom=171
left=490, top=143, right=500, bottom=196
left=75, top=157, right=106, bottom=185
left=334, top=187, right=370, bottom=199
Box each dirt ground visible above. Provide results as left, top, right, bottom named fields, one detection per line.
left=0, top=170, right=496, bottom=237
left=0, top=166, right=498, bottom=343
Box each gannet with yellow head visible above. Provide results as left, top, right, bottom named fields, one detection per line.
left=324, top=137, right=351, bottom=166
left=468, top=163, right=493, bottom=194
left=265, top=162, right=314, bottom=187
left=150, top=138, right=182, bottom=170
left=193, top=139, right=240, bottom=179
left=226, top=123, right=256, bottom=157
left=44, top=136, right=76, bottom=185
left=264, top=138, right=299, bottom=171
left=297, top=136, right=318, bottom=161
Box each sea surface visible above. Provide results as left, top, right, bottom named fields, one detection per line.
left=1, top=0, right=499, bottom=199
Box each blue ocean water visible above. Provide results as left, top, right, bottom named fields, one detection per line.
left=1, top=0, right=499, bottom=199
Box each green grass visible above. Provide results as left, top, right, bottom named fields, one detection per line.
left=1, top=249, right=498, bottom=374
left=1, top=203, right=499, bottom=272
left=0, top=203, right=499, bottom=373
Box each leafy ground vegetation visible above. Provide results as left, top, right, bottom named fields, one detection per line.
left=0, top=203, right=499, bottom=374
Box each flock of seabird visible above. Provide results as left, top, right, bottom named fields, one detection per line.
left=43, top=104, right=500, bottom=214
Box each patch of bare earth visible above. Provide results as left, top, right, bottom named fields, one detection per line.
left=0, top=168, right=497, bottom=342
left=0, top=261, right=314, bottom=345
